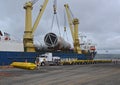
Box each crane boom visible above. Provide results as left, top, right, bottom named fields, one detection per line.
left=32, top=0, right=49, bottom=35
left=64, top=4, right=74, bottom=41
left=64, top=4, right=82, bottom=54
left=23, top=0, right=48, bottom=52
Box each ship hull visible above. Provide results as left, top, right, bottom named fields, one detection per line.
left=0, top=51, right=96, bottom=66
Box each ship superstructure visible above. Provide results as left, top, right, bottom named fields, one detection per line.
left=0, top=30, right=24, bottom=52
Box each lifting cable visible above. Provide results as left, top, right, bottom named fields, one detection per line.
left=31, top=0, right=39, bottom=5
left=50, top=14, right=55, bottom=32
left=50, top=0, right=61, bottom=37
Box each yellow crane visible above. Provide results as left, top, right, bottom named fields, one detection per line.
left=64, top=4, right=82, bottom=54
left=23, top=0, right=48, bottom=52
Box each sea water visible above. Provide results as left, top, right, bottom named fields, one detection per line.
left=95, top=54, right=120, bottom=60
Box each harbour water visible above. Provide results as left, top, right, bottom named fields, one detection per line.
left=95, top=54, right=120, bottom=60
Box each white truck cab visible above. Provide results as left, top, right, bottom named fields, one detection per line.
left=35, top=53, right=60, bottom=66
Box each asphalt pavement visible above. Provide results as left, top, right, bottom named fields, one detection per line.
left=0, top=63, right=120, bottom=85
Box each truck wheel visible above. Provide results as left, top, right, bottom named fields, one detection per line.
left=41, top=62, right=45, bottom=66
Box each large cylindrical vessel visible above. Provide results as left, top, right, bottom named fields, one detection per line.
left=44, top=33, right=71, bottom=50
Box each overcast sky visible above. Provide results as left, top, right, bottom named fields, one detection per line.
left=0, top=0, right=120, bottom=54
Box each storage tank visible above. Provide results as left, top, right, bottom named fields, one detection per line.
left=44, top=33, right=71, bottom=50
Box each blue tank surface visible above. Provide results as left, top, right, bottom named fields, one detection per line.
left=0, top=51, right=96, bottom=66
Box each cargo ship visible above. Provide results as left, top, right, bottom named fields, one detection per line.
left=0, top=1, right=96, bottom=66
left=0, top=31, right=96, bottom=66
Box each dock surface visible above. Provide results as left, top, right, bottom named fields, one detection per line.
left=0, top=63, right=120, bottom=85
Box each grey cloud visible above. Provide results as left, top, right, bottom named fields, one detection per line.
left=1, top=0, right=120, bottom=54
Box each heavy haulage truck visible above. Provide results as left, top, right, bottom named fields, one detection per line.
left=35, top=53, right=61, bottom=66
